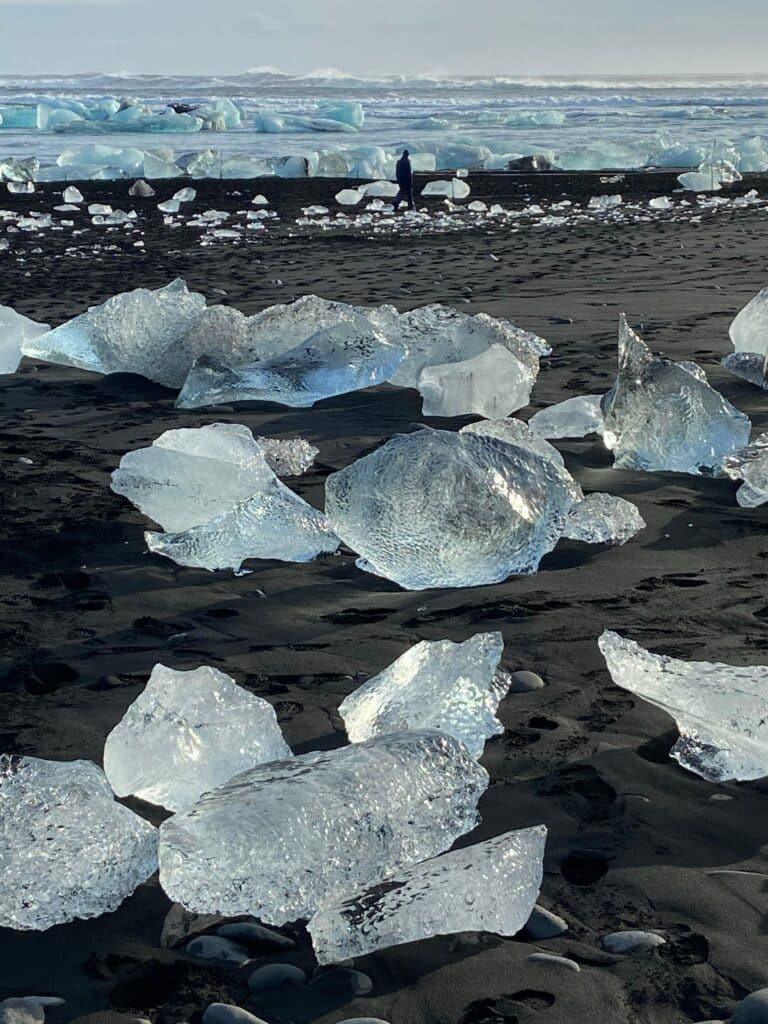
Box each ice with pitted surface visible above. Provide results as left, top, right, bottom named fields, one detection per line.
left=0, top=756, right=158, bottom=930
left=254, top=436, right=318, bottom=476
left=417, top=344, right=536, bottom=418
left=340, top=632, right=510, bottom=759
left=599, top=630, right=768, bottom=781
left=112, top=422, right=337, bottom=572
left=308, top=825, right=546, bottom=963
left=528, top=395, right=605, bottom=438
left=325, top=428, right=580, bottom=589
left=104, top=664, right=291, bottom=812
left=601, top=315, right=750, bottom=475
left=159, top=730, right=489, bottom=924
left=176, top=323, right=405, bottom=409
left=721, top=433, right=768, bottom=507
left=562, top=492, right=646, bottom=545
left=0, top=305, right=50, bottom=374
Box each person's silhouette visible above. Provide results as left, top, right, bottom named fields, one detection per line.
left=393, top=149, right=414, bottom=211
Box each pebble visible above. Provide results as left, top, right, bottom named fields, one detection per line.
left=732, top=987, right=768, bottom=1023
left=202, top=1006, right=269, bottom=1024
left=310, top=968, right=373, bottom=995
left=524, top=905, right=568, bottom=939
left=161, top=904, right=223, bottom=948
left=527, top=952, right=580, bottom=972
left=507, top=670, right=545, bottom=693
left=603, top=930, right=666, bottom=954
left=710, top=794, right=733, bottom=801
left=247, top=963, right=306, bottom=994
left=16, top=457, right=34, bottom=465
left=186, top=935, right=251, bottom=963
left=216, top=922, right=294, bottom=952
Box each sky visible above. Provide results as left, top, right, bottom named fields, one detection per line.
left=1, top=0, right=766, bottom=77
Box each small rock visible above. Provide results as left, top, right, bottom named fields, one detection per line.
left=129, top=180, right=155, bottom=198
left=733, top=987, right=768, bottom=1023
left=508, top=671, right=545, bottom=693
left=247, top=963, right=306, bottom=994
left=310, top=968, right=373, bottom=995
left=524, top=905, right=568, bottom=939
left=186, top=935, right=250, bottom=964
left=603, top=930, right=665, bottom=954
left=161, top=904, right=223, bottom=948
left=216, top=922, right=294, bottom=952
left=550, top=316, right=574, bottom=325
left=203, top=1006, right=269, bottom=1024
left=527, top=952, right=580, bottom=972
left=709, top=794, right=732, bottom=801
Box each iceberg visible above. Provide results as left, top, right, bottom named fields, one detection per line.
left=720, top=433, right=768, bottom=507
left=339, top=632, right=510, bottom=759
left=599, top=630, right=768, bottom=782
left=103, top=663, right=291, bottom=812
left=158, top=730, right=489, bottom=924
left=417, top=343, right=537, bottom=418
left=0, top=755, right=157, bottom=930
left=112, top=423, right=337, bottom=572
left=528, top=395, right=605, bottom=438
left=177, top=322, right=405, bottom=409
left=37, top=104, right=83, bottom=131
left=0, top=105, right=37, bottom=129
left=0, top=305, right=50, bottom=374
left=308, top=826, right=546, bottom=964
left=601, top=315, right=750, bottom=475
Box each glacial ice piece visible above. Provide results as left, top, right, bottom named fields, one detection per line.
left=0, top=755, right=158, bottom=930
left=601, top=315, right=750, bottom=475
left=62, top=185, right=83, bottom=204
left=0, top=305, right=50, bottom=374
left=340, top=632, right=509, bottom=759
left=320, top=101, right=365, bottom=129
left=729, top=287, right=768, bottom=356
left=103, top=664, right=291, bottom=812
left=324, top=427, right=582, bottom=589
left=528, top=395, right=605, bottom=438
left=720, top=433, right=768, bottom=507
left=417, top=344, right=536, bottom=418
left=7, top=182, right=34, bottom=194
left=308, top=826, right=546, bottom=963
left=176, top=323, right=405, bottom=409
left=0, top=156, right=38, bottom=182
left=335, top=188, right=363, bottom=205
left=649, top=196, right=672, bottom=210
left=598, top=630, right=768, bottom=782
left=721, top=352, right=768, bottom=390
left=421, top=179, right=471, bottom=199
left=111, top=423, right=338, bottom=572
left=562, top=492, right=645, bottom=545
left=363, top=180, right=399, bottom=197
left=159, top=730, right=489, bottom=923
left=587, top=194, right=622, bottom=211
left=129, top=179, right=155, bottom=197
left=174, top=187, right=197, bottom=202
left=254, top=436, right=318, bottom=476
left=678, top=169, right=721, bottom=191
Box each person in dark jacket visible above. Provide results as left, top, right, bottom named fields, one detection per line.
left=393, top=149, right=414, bottom=211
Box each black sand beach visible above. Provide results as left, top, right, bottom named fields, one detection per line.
left=2, top=173, right=768, bottom=1024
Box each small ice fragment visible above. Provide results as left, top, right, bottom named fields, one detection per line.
left=721, top=351, right=768, bottom=390
left=335, top=188, right=363, bottom=206
left=0, top=756, right=157, bottom=930
left=7, top=182, right=34, bottom=194
left=88, top=203, right=112, bottom=215
left=720, top=432, right=768, bottom=506
left=308, top=826, right=546, bottom=963
left=159, top=730, right=489, bottom=923
left=588, top=194, right=622, bottom=210
left=599, top=630, right=768, bottom=781
left=174, top=187, right=196, bottom=203
left=0, top=304, right=50, bottom=374
left=340, top=632, right=510, bottom=758
left=158, top=199, right=181, bottom=213
left=251, top=194, right=269, bottom=205
left=104, top=664, right=291, bottom=812
left=129, top=179, right=156, bottom=197
left=528, top=395, right=605, bottom=438
left=562, top=492, right=645, bottom=545
left=62, top=185, right=83, bottom=204
left=421, top=179, right=471, bottom=199
left=649, top=196, right=672, bottom=210
left=363, top=180, right=399, bottom=197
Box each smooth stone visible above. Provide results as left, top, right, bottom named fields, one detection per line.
left=186, top=935, right=250, bottom=963
left=527, top=952, right=580, bottom=972
left=216, top=922, right=294, bottom=952
left=603, top=930, right=666, bottom=954
left=508, top=671, right=545, bottom=693
left=203, top=1006, right=269, bottom=1024
left=310, top=968, right=373, bottom=995
left=733, top=988, right=768, bottom=1023
left=161, top=904, right=224, bottom=948
left=524, top=905, right=568, bottom=939
left=247, top=964, right=306, bottom=994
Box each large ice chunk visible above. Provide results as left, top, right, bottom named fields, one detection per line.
left=0, top=305, right=50, bottom=374
left=308, top=826, right=546, bottom=963
left=417, top=344, right=536, bottom=418
left=599, top=630, right=768, bottom=782
left=104, top=664, right=291, bottom=812
left=528, top=395, right=605, bottom=439
left=0, top=756, right=157, bottom=930
left=325, top=427, right=581, bottom=590
left=111, top=423, right=338, bottom=572
left=176, top=323, right=405, bottom=409
left=159, top=730, right=489, bottom=924
left=729, top=287, right=768, bottom=356
left=720, top=432, right=768, bottom=506
left=601, top=315, right=750, bottom=474
left=340, top=632, right=509, bottom=759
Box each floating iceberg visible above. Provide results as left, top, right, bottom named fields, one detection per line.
left=159, top=730, right=489, bottom=924
left=417, top=344, right=537, bottom=418
left=308, top=826, right=546, bottom=963
left=111, top=423, right=338, bottom=572
left=0, top=305, right=50, bottom=374
left=176, top=323, right=405, bottom=409
left=340, top=632, right=509, bottom=759
left=326, top=426, right=639, bottom=590
left=599, top=631, right=768, bottom=782
left=720, top=433, right=768, bottom=507
left=0, top=755, right=157, bottom=930
left=528, top=395, right=605, bottom=438
left=103, top=664, right=291, bottom=812
left=601, top=315, right=750, bottom=475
